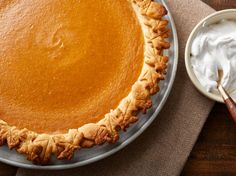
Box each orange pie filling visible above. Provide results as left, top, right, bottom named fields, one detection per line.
left=0, top=0, right=144, bottom=133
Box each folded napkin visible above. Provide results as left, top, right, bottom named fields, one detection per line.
left=1, top=0, right=215, bottom=176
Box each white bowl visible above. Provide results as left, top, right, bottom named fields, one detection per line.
left=185, top=9, right=236, bottom=103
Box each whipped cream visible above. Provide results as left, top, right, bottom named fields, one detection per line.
left=191, top=20, right=236, bottom=100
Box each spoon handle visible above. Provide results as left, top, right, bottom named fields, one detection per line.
left=218, top=84, right=236, bottom=123
left=225, top=97, right=236, bottom=122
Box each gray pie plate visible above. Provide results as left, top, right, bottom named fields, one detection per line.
left=0, top=0, right=178, bottom=170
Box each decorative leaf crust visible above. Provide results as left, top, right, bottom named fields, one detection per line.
left=0, top=0, right=170, bottom=164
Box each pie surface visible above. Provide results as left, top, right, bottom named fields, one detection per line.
left=0, top=0, right=170, bottom=164
left=0, top=0, right=144, bottom=133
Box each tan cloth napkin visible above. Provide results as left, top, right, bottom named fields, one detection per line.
left=1, top=0, right=215, bottom=176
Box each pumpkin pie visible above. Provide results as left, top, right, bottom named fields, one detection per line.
left=0, top=0, right=170, bottom=164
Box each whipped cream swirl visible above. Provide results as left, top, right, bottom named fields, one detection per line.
left=191, top=20, right=236, bottom=100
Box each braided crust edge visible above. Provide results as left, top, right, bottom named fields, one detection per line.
left=0, top=0, right=170, bottom=164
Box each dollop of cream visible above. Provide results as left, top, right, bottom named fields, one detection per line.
left=191, top=20, right=236, bottom=100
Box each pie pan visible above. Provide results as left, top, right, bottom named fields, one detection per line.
left=185, top=9, right=236, bottom=103
left=0, top=0, right=178, bottom=170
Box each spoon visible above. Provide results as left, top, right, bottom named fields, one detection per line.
left=217, top=70, right=236, bottom=122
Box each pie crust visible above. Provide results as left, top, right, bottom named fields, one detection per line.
left=0, top=0, right=170, bottom=164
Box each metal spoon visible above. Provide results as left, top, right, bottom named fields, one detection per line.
left=217, top=70, right=236, bottom=122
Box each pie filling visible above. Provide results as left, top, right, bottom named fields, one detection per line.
left=0, top=0, right=144, bottom=133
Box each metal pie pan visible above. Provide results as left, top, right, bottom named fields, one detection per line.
left=0, top=0, right=178, bottom=170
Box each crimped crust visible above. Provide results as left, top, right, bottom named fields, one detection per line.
left=0, top=0, right=170, bottom=164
